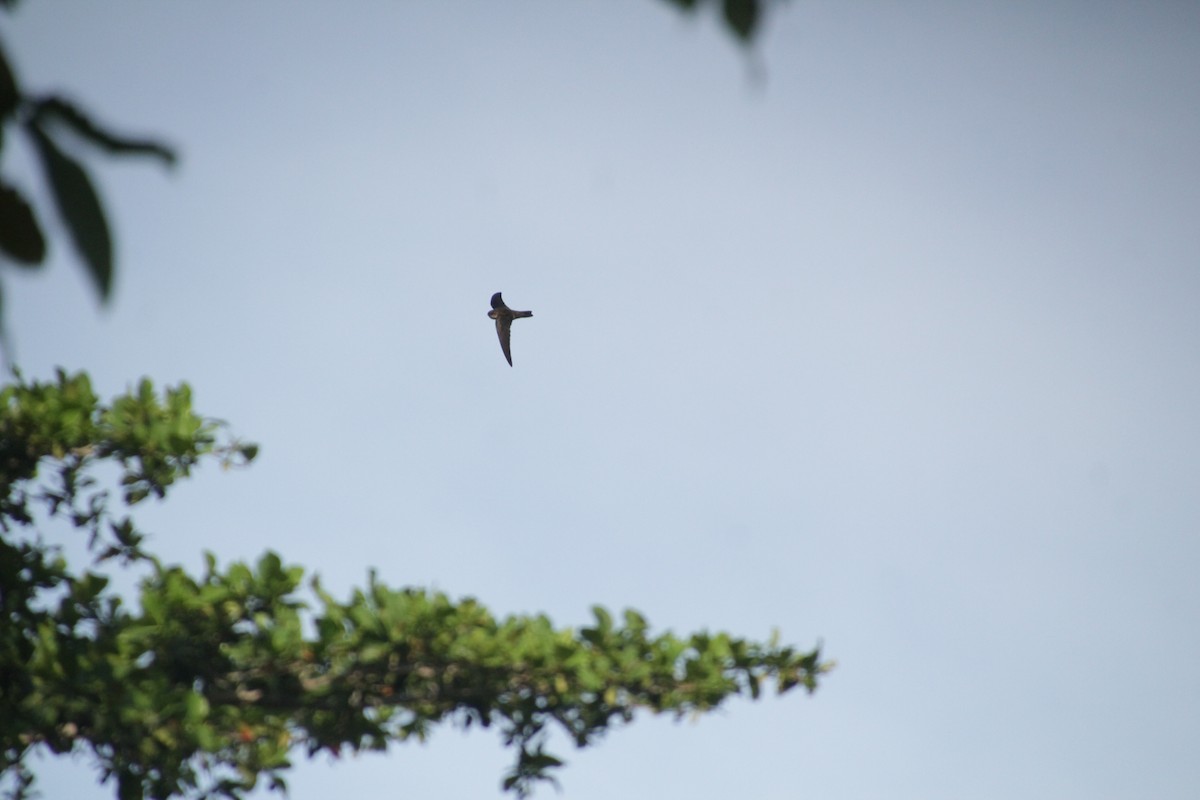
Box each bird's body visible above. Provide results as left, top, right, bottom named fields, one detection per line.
left=488, top=292, right=533, bottom=366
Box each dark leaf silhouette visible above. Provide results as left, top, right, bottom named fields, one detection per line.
left=659, top=0, right=764, bottom=43
left=0, top=182, right=46, bottom=265
left=31, top=96, right=176, bottom=167
left=0, top=39, right=17, bottom=120
left=722, top=0, right=761, bottom=41
left=25, top=120, right=113, bottom=300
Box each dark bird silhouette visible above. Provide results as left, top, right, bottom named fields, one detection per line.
left=488, top=292, right=533, bottom=366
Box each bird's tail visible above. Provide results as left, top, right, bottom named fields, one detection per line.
left=513, top=310, right=533, bottom=318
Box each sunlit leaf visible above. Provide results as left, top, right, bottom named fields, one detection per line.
left=24, top=120, right=113, bottom=301
left=184, top=691, right=210, bottom=723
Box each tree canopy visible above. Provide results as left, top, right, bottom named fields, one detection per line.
left=0, top=370, right=830, bottom=799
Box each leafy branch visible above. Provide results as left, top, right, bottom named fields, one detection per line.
left=0, top=36, right=176, bottom=327
left=0, top=370, right=830, bottom=799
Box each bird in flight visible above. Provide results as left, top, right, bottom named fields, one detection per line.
left=488, top=292, right=533, bottom=366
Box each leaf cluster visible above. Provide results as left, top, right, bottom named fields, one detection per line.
left=0, top=368, right=254, bottom=559
left=0, top=370, right=830, bottom=799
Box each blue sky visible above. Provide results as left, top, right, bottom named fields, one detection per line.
left=5, top=2, right=1200, bottom=798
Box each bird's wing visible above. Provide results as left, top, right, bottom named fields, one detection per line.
left=495, top=317, right=514, bottom=366
left=491, top=292, right=508, bottom=311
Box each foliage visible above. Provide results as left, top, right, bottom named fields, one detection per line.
left=660, top=0, right=771, bottom=42
left=0, top=369, right=831, bottom=799
left=0, top=28, right=176, bottom=325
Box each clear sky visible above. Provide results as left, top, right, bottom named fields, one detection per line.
left=5, top=2, right=1200, bottom=798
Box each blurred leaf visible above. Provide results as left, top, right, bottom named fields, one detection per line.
left=24, top=120, right=113, bottom=301
left=592, top=605, right=613, bottom=633
left=32, top=96, right=176, bottom=167
left=722, top=0, right=760, bottom=41
left=0, top=39, right=17, bottom=120
left=184, top=691, right=210, bottom=723
left=659, top=0, right=764, bottom=44
left=0, top=182, right=46, bottom=264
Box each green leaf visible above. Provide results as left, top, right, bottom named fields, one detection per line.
left=31, top=96, right=176, bottom=167
left=0, top=182, right=46, bottom=265
left=591, top=605, right=612, bottom=633
left=24, top=120, right=113, bottom=301
left=622, top=608, right=647, bottom=632
left=71, top=571, right=109, bottom=604
left=184, top=691, right=210, bottom=723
